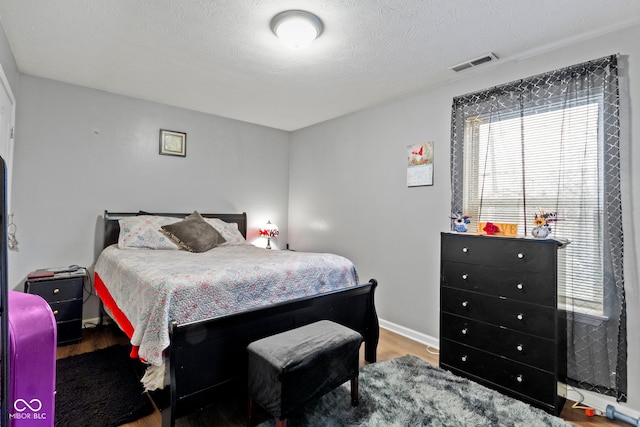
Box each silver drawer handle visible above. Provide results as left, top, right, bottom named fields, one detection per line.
left=462, top=301, right=469, bottom=308
left=53, top=288, right=60, bottom=294
left=53, top=310, right=59, bottom=316
left=517, top=253, right=524, bottom=259
left=516, top=344, right=523, bottom=352
left=462, top=273, right=469, bottom=280
left=516, top=375, right=524, bottom=383
left=517, top=283, right=523, bottom=290
left=461, top=355, right=468, bottom=362
left=517, top=313, right=523, bottom=321
left=461, top=328, right=468, bottom=335
left=462, top=247, right=469, bottom=253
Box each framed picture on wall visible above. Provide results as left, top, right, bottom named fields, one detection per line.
left=159, top=129, right=187, bottom=157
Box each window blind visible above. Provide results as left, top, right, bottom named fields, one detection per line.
left=463, top=101, right=604, bottom=314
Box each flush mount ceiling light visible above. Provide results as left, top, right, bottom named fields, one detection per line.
left=270, top=10, right=323, bottom=49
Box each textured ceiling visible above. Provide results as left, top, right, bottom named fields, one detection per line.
left=0, top=1, right=639, bottom=131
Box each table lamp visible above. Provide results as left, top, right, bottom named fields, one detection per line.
left=259, top=221, right=279, bottom=249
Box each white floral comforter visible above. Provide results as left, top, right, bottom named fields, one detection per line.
left=94, top=244, right=359, bottom=366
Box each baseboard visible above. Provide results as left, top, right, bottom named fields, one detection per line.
left=379, top=318, right=439, bottom=350
left=82, top=317, right=102, bottom=328
left=565, top=385, right=640, bottom=420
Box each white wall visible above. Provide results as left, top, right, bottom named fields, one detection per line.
left=289, top=23, right=640, bottom=414
left=9, top=75, right=291, bottom=319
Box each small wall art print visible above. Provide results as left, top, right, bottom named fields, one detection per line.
left=407, top=141, right=434, bottom=187
left=159, top=129, right=187, bottom=157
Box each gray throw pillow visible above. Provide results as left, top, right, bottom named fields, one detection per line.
left=161, top=211, right=226, bottom=253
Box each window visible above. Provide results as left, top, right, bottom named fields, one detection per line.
left=462, top=97, right=604, bottom=315
left=450, top=55, right=626, bottom=400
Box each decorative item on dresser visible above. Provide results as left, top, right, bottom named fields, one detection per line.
left=439, top=232, right=566, bottom=415
left=24, top=266, right=88, bottom=345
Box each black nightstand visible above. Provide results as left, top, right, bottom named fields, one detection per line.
left=24, top=267, right=87, bottom=346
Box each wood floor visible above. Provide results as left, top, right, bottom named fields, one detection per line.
left=58, top=325, right=626, bottom=426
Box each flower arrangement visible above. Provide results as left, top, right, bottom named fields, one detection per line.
left=451, top=212, right=471, bottom=232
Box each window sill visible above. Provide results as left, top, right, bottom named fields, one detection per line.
left=559, top=304, right=609, bottom=326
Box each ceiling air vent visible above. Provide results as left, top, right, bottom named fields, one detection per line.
left=449, top=53, right=498, bottom=72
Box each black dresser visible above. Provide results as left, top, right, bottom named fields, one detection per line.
left=24, top=268, right=87, bottom=345
left=440, top=232, right=566, bottom=414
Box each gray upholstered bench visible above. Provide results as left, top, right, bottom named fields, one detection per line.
left=247, top=320, right=363, bottom=427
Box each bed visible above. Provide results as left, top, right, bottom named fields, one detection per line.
left=94, top=211, right=379, bottom=427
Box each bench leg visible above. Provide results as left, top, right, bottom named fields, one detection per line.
left=247, top=396, right=253, bottom=427
left=248, top=396, right=286, bottom=427
left=351, top=375, right=359, bottom=406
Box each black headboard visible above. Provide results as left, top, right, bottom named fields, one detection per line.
left=102, top=211, right=248, bottom=249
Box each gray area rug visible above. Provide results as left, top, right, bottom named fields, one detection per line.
left=257, top=355, right=573, bottom=427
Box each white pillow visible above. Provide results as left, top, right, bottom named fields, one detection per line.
left=204, top=218, right=247, bottom=245
left=118, top=216, right=181, bottom=249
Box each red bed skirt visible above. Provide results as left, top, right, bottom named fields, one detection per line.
left=94, top=272, right=142, bottom=360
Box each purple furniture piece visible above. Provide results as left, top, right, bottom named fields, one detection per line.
left=7, top=291, right=56, bottom=426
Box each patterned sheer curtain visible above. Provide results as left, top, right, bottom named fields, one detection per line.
left=449, top=55, right=626, bottom=401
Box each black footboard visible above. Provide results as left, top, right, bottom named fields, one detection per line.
left=163, top=279, right=379, bottom=427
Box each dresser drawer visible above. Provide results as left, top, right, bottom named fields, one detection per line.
left=49, top=299, right=83, bottom=321
left=441, top=313, right=556, bottom=371
left=441, top=339, right=557, bottom=406
left=441, top=233, right=557, bottom=273
left=441, top=287, right=556, bottom=339
left=25, top=277, right=84, bottom=303
left=441, top=261, right=556, bottom=306
left=57, top=319, right=82, bottom=345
